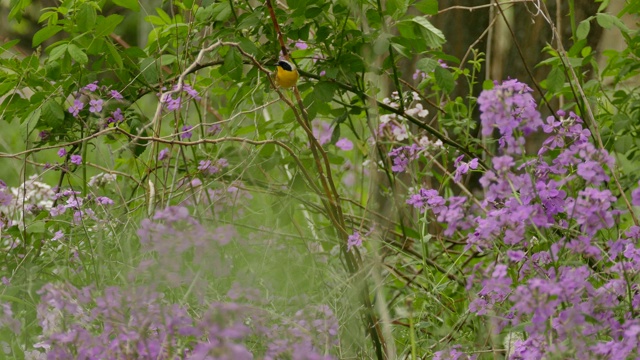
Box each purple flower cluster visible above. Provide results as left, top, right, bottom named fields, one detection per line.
left=198, top=158, right=229, bottom=175
left=477, top=79, right=543, bottom=154
left=407, top=188, right=472, bottom=236
left=388, top=144, right=423, bottom=173
left=27, top=205, right=340, bottom=359
left=67, top=82, right=125, bottom=123
left=160, top=84, right=201, bottom=111
left=412, top=79, right=640, bottom=358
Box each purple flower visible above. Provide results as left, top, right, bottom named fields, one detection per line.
left=96, top=196, right=114, bottom=205
left=198, top=158, right=228, bottom=175
left=632, top=181, right=640, bottom=207
left=70, top=155, right=82, bottom=165
left=68, top=99, right=84, bottom=117
left=181, top=125, right=193, bottom=139
left=312, top=120, right=332, bottom=145
left=158, top=148, right=170, bottom=161
left=319, top=70, right=326, bottom=77
left=165, top=95, right=181, bottom=111
left=347, top=231, right=362, bottom=251
left=109, top=89, right=123, bottom=100
left=52, top=230, right=64, bottom=241
left=507, top=250, right=526, bottom=262
left=180, top=84, right=201, bottom=100
left=57, top=148, right=67, bottom=157
left=294, top=40, right=308, bottom=50
left=89, top=99, right=103, bottom=113
left=453, top=156, right=479, bottom=182
left=335, top=138, right=353, bottom=151
left=208, top=123, right=222, bottom=135
left=388, top=144, right=422, bottom=173
left=112, top=108, right=124, bottom=123
left=83, top=81, right=98, bottom=92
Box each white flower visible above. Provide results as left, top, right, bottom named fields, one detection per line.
left=392, top=125, right=408, bottom=141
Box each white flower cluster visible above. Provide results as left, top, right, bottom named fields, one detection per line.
left=379, top=92, right=430, bottom=142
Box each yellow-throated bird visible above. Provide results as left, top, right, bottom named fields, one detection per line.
left=274, top=60, right=299, bottom=88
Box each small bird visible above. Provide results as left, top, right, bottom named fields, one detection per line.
left=274, top=60, right=299, bottom=88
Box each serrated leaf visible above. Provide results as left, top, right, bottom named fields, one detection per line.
left=576, top=19, right=590, bottom=40
left=112, top=0, right=140, bottom=11
left=33, top=25, right=63, bottom=47
left=67, top=44, right=88, bottom=64
left=434, top=66, right=454, bottom=93
left=411, top=16, right=445, bottom=48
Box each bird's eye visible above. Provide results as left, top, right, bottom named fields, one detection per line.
left=278, top=61, right=293, bottom=71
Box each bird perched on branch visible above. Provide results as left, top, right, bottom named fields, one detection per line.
left=274, top=60, right=299, bottom=88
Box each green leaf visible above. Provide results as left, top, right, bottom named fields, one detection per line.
left=49, top=44, right=68, bottom=62
left=160, top=54, right=177, bottom=66
left=8, top=0, right=30, bottom=21
left=612, top=114, right=631, bottom=132
left=314, top=81, right=338, bottom=102
left=386, top=0, right=409, bottom=19
left=105, top=42, right=124, bottom=68
left=287, top=0, right=307, bottom=11
left=77, top=2, right=97, bottom=32
left=140, top=57, right=159, bottom=84
left=397, top=20, right=418, bottom=39
left=614, top=134, right=633, bottom=154
left=576, top=19, right=590, bottom=40
left=0, top=39, right=19, bottom=55
left=596, top=13, right=629, bottom=33
left=434, top=66, right=454, bottom=93
left=414, top=0, right=438, bottom=15
left=95, top=14, right=124, bottom=37
left=67, top=44, right=88, bottom=64
left=304, top=6, right=323, bottom=18
left=373, top=33, right=391, bottom=55
left=0, top=79, right=15, bottom=98
left=411, top=16, right=446, bottom=48
left=112, top=0, right=140, bottom=11
left=416, top=57, right=438, bottom=73
left=546, top=66, right=565, bottom=93
left=238, top=38, right=259, bottom=56
left=211, top=2, right=232, bottom=21
left=33, top=25, right=63, bottom=47
left=41, top=100, right=65, bottom=128
left=220, top=48, right=243, bottom=81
